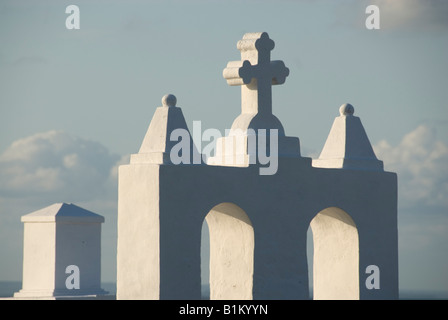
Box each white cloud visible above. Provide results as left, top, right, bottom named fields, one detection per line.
left=374, top=124, right=448, bottom=293
left=374, top=124, right=448, bottom=209
left=0, top=130, right=120, bottom=202
left=371, top=0, right=448, bottom=31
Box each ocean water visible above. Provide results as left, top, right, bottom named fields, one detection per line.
left=0, top=281, right=117, bottom=298
left=0, top=281, right=446, bottom=300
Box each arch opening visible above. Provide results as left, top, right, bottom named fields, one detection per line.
left=201, top=202, right=254, bottom=300
left=308, top=207, right=359, bottom=300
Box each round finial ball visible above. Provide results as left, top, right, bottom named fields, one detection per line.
left=339, top=103, right=354, bottom=116
left=162, top=94, right=177, bottom=107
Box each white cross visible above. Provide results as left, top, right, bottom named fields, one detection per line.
left=223, top=32, right=289, bottom=115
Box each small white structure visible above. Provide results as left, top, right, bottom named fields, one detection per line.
left=14, top=203, right=109, bottom=299
left=117, top=32, right=398, bottom=300
left=312, top=103, right=384, bottom=171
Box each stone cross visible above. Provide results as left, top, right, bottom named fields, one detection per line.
left=223, top=32, right=289, bottom=115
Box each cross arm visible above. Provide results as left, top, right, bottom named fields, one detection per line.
left=270, top=60, right=289, bottom=85
left=223, top=60, right=289, bottom=86
left=223, top=60, right=253, bottom=86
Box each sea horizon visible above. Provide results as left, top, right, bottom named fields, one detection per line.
left=0, top=281, right=447, bottom=300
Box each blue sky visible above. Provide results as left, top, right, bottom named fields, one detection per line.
left=1, top=0, right=447, bottom=296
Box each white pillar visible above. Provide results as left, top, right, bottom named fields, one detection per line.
left=14, top=203, right=109, bottom=299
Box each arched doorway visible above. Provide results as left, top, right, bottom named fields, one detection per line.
left=201, top=202, right=254, bottom=300
left=308, top=207, right=359, bottom=300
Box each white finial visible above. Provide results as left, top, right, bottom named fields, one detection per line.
left=339, top=103, right=354, bottom=116
left=162, top=94, right=177, bottom=107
